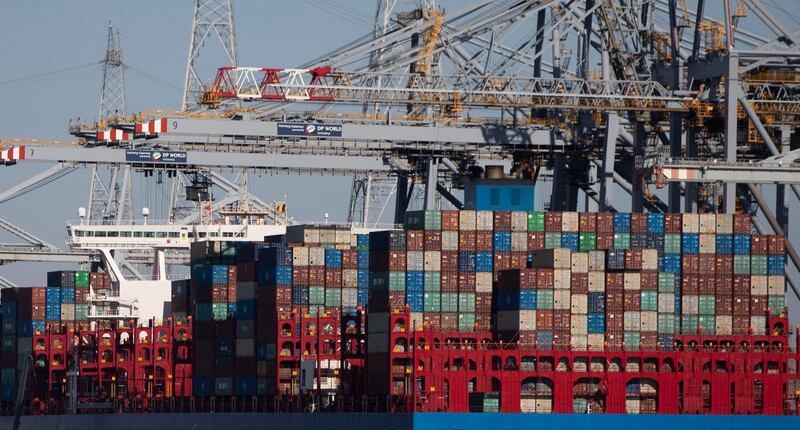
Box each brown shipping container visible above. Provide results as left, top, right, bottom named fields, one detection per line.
left=623, top=291, right=641, bottom=311
left=476, top=231, right=494, bottom=251
left=716, top=295, right=733, bottom=315
left=682, top=275, right=699, bottom=295
left=389, top=251, right=406, bottom=271
left=734, top=214, right=751, bottom=234
left=527, top=232, right=545, bottom=250
left=511, top=251, right=528, bottom=269
left=579, top=212, right=597, bottom=233
left=494, top=211, right=512, bottom=231
left=716, top=275, right=733, bottom=295
left=32, top=287, right=46, bottom=304
left=665, top=214, right=683, bottom=233
left=751, top=235, right=769, bottom=255
left=342, top=250, right=359, bottom=270
left=238, top=262, right=257, bottom=282
left=606, top=291, right=624, bottom=311
left=606, top=273, right=624, bottom=290
left=715, top=255, right=733, bottom=274
left=441, top=210, right=460, bottom=231
left=733, top=315, right=750, bottom=335
left=750, top=295, right=768, bottom=315
left=424, top=231, right=442, bottom=251
left=441, top=271, right=459, bottom=292
left=554, top=310, right=571, bottom=328
left=458, top=272, right=476, bottom=292
left=537, top=269, right=555, bottom=289
left=606, top=331, right=624, bottom=352
left=212, top=285, right=228, bottom=303
left=733, top=275, right=751, bottom=295
left=640, top=271, right=658, bottom=291
left=308, top=267, right=325, bottom=285
left=406, top=230, right=424, bottom=251
left=768, top=235, right=785, bottom=255
left=545, top=212, right=562, bottom=232
left=699, top=254, right=716, bottom=275
left=682, top=254, right=700, bottom=274
left=596, top=213, right=614, bottom=233
left=293, top=267, right=309, bottom=285
left=631, top=213, right=648, bottom=234
left=325, top=270, right=342, bottom=288
left=389, top=293, right=406, bottom=311
left=520, top=269, right=537, bottom=289
left=494, top=252, right=512, bottom=272
left=441, top=313, right=458, bottom=330
left=699, top=275, right=716, bottom=295
left=537, top=310, right=554, bottom=330
left=423, top=312, right=440, bottom=328
left=640, top=332, right=658, bottom=350
left=475, top=312, right=491, bottom=330
left=571, top=273, right=588, bottom=294
left=459, top=231, right=476, bottom=252
left=597, top=233, right=614, bottom=250
left=441, top=251, right=459, bottom=272
left=625, top=249, right=643, bottom=270
left=476, top=293, right=492, bottom=313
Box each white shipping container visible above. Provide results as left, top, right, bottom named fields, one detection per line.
left=309, top=247, right=326, bottom=266
left=682, top=295, right=699, bottom=315
left=658, top=293, right=676, bottom=313
left=571, top=294, right=588, bottom=314
left=642, top=249, right=659, bottom=271
left=682, top=214, right=700, bottom=233
left=624, top=273, right=641, bottom=290
left=588, top=334, right=605, bottom=351
left=342, top=269, right=358, bottom=288
left=293, top=247, right=309, bottom=266
left=554, top=249, right=572, bottom=269
left=554, top=269, right=571, bottom=289
left=561, top=212, right=579, bottom=232
left=750, top=316, right=767, bottom=335
left=640, top=311, right=658, bottom=332
left=699, top=234, right=716, bottom=254
left=640, top=380, right=657, bottom=395
left=476, top=272, right=493, bottom=293
left=406, top=251, right=424, bottom=271
left=459, top=210, right=477, bottom=231
left=588, top=250, right=606, bottom=271
left=409, top=312, right=424, bottom=330
left=716, top=315, right=732, bottom=335
left=512, top=232, right=528, bottom=251
left=716, top=214, right=733, bottom=234
left=319, top=228, right=336, bottom=244
left=441, top=231, right=459, bottom=251
left=751, top=275, right=768, bottom=296
left=342, top=289, right=358, bottom=307
left=626, top=399, right=641, bottom=415
left=768, top=275, right=785, bottom=296
left=476, top=211, right=494, bottom=230
left=699, top=213, right=717, bottom=233
left=588, top=271, right=606, bottom=292
left=335, top=229, right=352, bottom=244
left=511, top=211, right=528, bottom=231
left=570, top=335, right=588, bottom=350
left=624, top=311, right=641, bottom=331
left=424, top=251, right=441, bottom=272
left=570, top=314, right=588, bottom=335
left=520, top=310, right=537, bottom=331
left=571, top=252, right=589, bottom=273
left=554, top=290, right=571, bottom=310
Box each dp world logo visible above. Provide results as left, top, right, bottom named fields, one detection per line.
left=151, top=151, right=162, bottom=161
left=305, top=125, right=317, bottom=135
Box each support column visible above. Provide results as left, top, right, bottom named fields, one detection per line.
left=600, top=113, right=619, bottom=211
left=550, top=154, right=568, bottom=211
left=394, top=175, right=408, bottom=225
left=424, top=158, right=438, bottom=210
left=685, top=127, right=698, bottom=212
left=631, top=121, right=646, bottom=212
left=723, top=52, right=739, bottom=213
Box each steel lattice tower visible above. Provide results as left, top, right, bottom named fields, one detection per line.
left=99, top=22, right=126, bottom=119
left=182, top=0, right=238, bottom=111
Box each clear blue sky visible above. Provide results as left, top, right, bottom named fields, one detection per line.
left=0, top=1, right=799, bottom=333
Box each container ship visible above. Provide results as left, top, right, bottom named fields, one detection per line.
left=0, top=210, right=799, bottom=429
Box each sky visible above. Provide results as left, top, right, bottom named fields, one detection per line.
left=0, top=1, right=799, bottom=331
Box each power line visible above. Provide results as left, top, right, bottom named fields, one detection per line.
left=0, top=62, right=98, bottom=88
left=125, top=65, right=182, bottom=91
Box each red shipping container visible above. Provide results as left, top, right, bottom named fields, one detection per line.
left=606, top=272, right=624, bottom=290
left=606, top=291, right=624, bottom=311
left=458, top=272, right=476, bottom=292
left=536, top=269, right=554, bottom=289
left=441, top=210, right=459, bottom=231
left=681, top=275, right=699, bottom=295
left=325, top=269, right=342, bottom=288
left=293, top=267, right=309, bottom=285
left=545, top=212, right=562, bottom=232
left=579, top=212, right=597, bottom=233
left=682, top=254, right=700, bottom=274
left=277, top=286, right=292, bottom=306
left=664, top=214, right=683, bottom=233
left=389, top=251, right=406, bottom=271
left=476, top=293, right=492, bottom=313
left=734, top=214, right=751, bottom=234
left=715, top=255, right=733, bottom=274
left=212, top=285, right=228, bottom=303
left=733, top=275, right=751, bottom=295
left=751, top=235, right=769, bottom=255
left=554, top=310, right=571, bottom=327
left=625, top=249, right=643, bottom=270
left=571, top=273, right=588, bottom=293
left=493, top=211, right=512, bottom=231
left=527, top=232, right=545, bottom=250
left=597, top=233, right=614, bottom=250
left=732, top=315, right=750, bottom=335
left=733, top=298, right=750, bottom=316
left=32, top=304, right=45, bottom=320
left=624, top=291, right=641, bottom=311
left=440, top=313, right=458, bottom=330
left=640, top=271, right=658, bottom=291
left=441, top=251, right=459, bottom=272
left=227, top=285, right=237, bottom=302
left=494, top=252, right=511, bottom=272
left=716, top=295, right=733, bottom=315
left=698, top=254, right=716, bottom=275
left=716, top=275, right=733, bottom=295
left=458, top=231, right=476, bottom=252
left=596, top=213, right=614, bottom=233
left=520, top=269, right=537, bottom=289
left=631, top=213, right=648, bottom=234
left=510, top=251, right=528, bottom=269
left=308, top=266, right=325, bottom=285
left=424, top=231, right=442, bottom=251
left=32, top=287, right=46, bottom=304
left=750, top=296, right=768, bottom=315
left=768, top=235, right=785, bottom=255
left=423, top=312, right=440, bottom=328
left=341, top=250, right=359, bottom=269
left=227, top=266, right=237, bottom=286
left=475, top=231, right=493, bottom=251
left=237, top=261, right=257, bottom=282
left=537, top=310, right=554, bottom=330
left=441, top=271, right=459, bottom=292
left=698, top=275, right=716, bottom=295
left=406, top=230, right=424, bottom=251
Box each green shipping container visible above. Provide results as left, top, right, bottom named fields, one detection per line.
left=544, top=233, right=561, bottom=249
left=698, top=295, right=715, bottom=315
left=613, top=233, right=631, bottom=250
left=657, top=314, right=675, bottom=334
left=579, top=233, right=597, bottom=252
left=658, top=272, right=676, bottom=293
left=768, top=296, right=785, bottom=315
left=528, top=212, right=545, bottom=231
left=458, top=293, right=476, bottom=313
left=458, top=313, right=475, bottom=332
left=733, top=255, right=751, bottom=275
left=424, top=271, right=441, bottom=291
left=681, top=315, right=699, bottom=334
left=308, top=305, right=324, bottom=316
left=698, top=315, right=715, bottom=334
left=389, top=272, right=406, bottom=292
left=623, top=332, right=640, bottom=351
left=75, top=304, right=88, bottom=320
left=641, top=291, right=658, bottom=311
left=75, top=271, right=90, bottom=287
left=406, top=210, right=442, bottom=230
left=325, top=288, right=342, bottom=307
left=536, top=290, right=554, bottom=309
left=750, top=255, right=768, bottom=275
left=664, top=234, right=681, bottom=254
left=194, top=303, right=212, bottom=321
left=424, top=292, right=441, bottom=312
left=309, top=286, right=326, bottom=304
left=212, top=303, right=228, bottom=320
left=441, top=293, right=459, bottom=312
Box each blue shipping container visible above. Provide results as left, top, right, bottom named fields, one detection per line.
left=407, top=291, right=424, bottom=312
left=647, top=213, right=664, bottom=234
left=357, top=270, right=369, bottom=289
left=45, top=288, right=60, bottom=305
left=613, top=213, right=631, bottom=232
left=662, top=254, right=682, bottom=273
left=606, top=249, right=626, bottom=271
left=588, top=313, right=605, bottom=334
left=476, top=252, right=493, bottom=272
left=493, top=232, right=512, bottom=252
left=768, top=255, right=785, bottom=275
left=237, top=300, right=256, bottom=319
left=194, top=377, right=213, bottom=396
left=292, top=286, right=309, bottom=305
left=31, top=320, right=45, bottom=334
left=681, top=234, right=700, bottom=254
left=520, top=290, right=537, bottom=310
left=357, top=251, right=370, bottom=267
left=406, top=272, right=424, bottom=293
left=561, top=233, right=579, bottom=252
left=357, top=288, right=369, bottom=307
left=496, top=290, right=520, bottom=311
left=325, top=249, right=343, bottom=268
left=716, top=235, right=733, bottom=254
left=276, top=265, right=293, bottom=285
left=60, top=288, right=75, bottom=304
left=734, top=235, right=751, bottom=255
left=357, top=234, right=370, bottom=249
left=212, top=265, right=229, bottom=284
left=588, top=293, right=605, bottom=313
left=459, top=252, right=477, bottom=272
left=0, top=303, right=16, bottom=319
left=236, top=376, right=256, bottom=396
left=17, top=321, right=32, bottom=337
